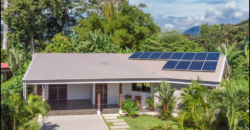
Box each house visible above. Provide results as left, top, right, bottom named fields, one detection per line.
left=22, top=53, right=229, bottom=115
left=1, top=63, right=10, bottom=82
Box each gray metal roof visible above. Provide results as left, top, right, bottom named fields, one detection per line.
left=23, top=53, right=163, bottom=82
left=23, top=53, right=228, bottom=83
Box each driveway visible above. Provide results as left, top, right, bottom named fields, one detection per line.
left=41, top=115, right=108, bottom=130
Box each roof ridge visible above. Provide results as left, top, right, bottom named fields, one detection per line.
left=115, top=54, right=165, bottom=78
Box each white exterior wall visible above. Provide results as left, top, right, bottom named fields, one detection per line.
left=67, top=84, right=90, bottom=100
left=122, top=83, right=157, bottom=108
left=154, top=83, right=186, bottom=113
left=107, top=83, right=119, bottom=104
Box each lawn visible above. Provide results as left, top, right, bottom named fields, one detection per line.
left=116, top=115, right=228, bottom=130
left=118, top=115, right=180, bottom=130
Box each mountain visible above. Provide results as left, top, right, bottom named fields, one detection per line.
left=183, top=26, right=201, bottom=36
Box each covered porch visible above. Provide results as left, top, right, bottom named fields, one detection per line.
left=47, top=99, right=119, bottom=116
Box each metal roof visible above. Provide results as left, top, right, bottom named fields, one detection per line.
left=22, top=53, right=163, bottom=82
left=23, top=53, right=228, bottom=84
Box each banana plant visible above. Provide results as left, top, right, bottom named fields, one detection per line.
left=241, top=35, right=249, bottom=65
left=217, top=42, right=243, bottom=65
left=68, top=34, right=85, bottom=53
left=121, top=98, right=140, bottom=117
left=82, top=29, right=112, bottom=53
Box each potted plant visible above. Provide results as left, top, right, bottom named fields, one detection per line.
left=146, top=97, right=154, bottom=111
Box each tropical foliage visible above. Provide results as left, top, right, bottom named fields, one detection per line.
left=146, top=97, right=154, bottom=109
left=121, top=98, right=140, bottom=117
left=144, top=30, right=205, bottom=52
left=177, top=79, right=214, bottom=130
left=209, top=80, right=249, bottom=130
left=1, top=93, right=50, bottom=130
left=154, top=81, right=176, bottom=121
left=148, top=123, right=176, bottom=130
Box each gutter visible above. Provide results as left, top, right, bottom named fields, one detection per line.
left=25, top=79, right=218, bottom=87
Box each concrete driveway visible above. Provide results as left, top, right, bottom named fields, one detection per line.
left=41, top=115, right=108, bottom=130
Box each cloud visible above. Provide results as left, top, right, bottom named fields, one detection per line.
left=164, top=24, right=174, bottom=29
left=157, top=1, right=249, bottom=32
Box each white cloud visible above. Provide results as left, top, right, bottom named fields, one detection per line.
left=129, top=0, right=249, bottom=32
left=164, top=24, right=174, bottom=29
left=160, top=1, right=249, bottom=32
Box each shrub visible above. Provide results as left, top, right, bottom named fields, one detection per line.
left=121, top=98, right=140, bottom=117
left=148, top=123, right=176, bottom=130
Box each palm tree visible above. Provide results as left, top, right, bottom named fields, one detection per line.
left=6, top=44, right=24, bottom=76
left=2, top=93, right=51, bottom=130
left=154, top=81, right=176, bottom=120
left=178, top=79, right=214, bottom=129
left=209, top=80, right=249, bottom=130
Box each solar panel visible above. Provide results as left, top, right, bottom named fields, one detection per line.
left=202, top=61, right=218, bottom=71
left=159, top=52, right=174, bottom=60
left=175, top=61, right=191, bottom=70
left=148, top=52, right=163, bottom=59
left=170, top=52, right=185, bottom=60
left=138, top=52, right=153, bottom=59
left=206, top=52, right=220, bottom=60
left=129, top=52, right=143, bottom=59
left=188, top=61, right=204, bottom=70
left=162, top=61, right=179, bottom=70
left=193, top=53, right=208, bottom=60
left=182, top=53, right=196, bottom=60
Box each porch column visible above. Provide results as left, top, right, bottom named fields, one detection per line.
left=42, top=84, right=45, bottom=101
left=23, top=82, right=27, bottom=101
left=97, top=84, right=101, bottom=114
left=119, top=83, right=123, bottom=114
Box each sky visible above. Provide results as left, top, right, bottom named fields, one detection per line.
left=129, top=0, right=249, bottom=32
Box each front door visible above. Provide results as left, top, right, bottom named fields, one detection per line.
left=95, top=84, right=107, bottom=104
left=49, top=84, right=67, bottom=100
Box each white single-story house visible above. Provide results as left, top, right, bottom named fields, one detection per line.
left=22, top=53, right=229, bottom=115
left=1, top=63, right=11, bottom=82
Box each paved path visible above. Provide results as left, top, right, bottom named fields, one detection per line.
left=41, top=115, right=108, bottom=130
left=102, top=114, right=130, bottom=130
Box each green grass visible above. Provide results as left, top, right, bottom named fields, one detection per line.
left=116, top=115, right=228, bottom=130
left=117, top=115, right=181, bottom=130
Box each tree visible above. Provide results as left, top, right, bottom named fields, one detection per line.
left=209, top=80, right=249, bottom=130
left=72, top=2, right=160, bottom=49
left=2, top=0, right=8, bottom=50
left=154, top=81, right=176, bottom=120
left=3, top=0, right=59, bottom=58
left=144, top=30, right=205, bottom=52
left=199, top=23, right=247, bottom=51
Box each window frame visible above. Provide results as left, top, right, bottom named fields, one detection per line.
left=131, top=83, right=151, bottom=93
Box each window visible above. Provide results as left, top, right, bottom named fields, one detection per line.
left=132, top=83, right=150, bottom=92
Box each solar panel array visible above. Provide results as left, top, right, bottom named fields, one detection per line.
left=128, top=52, right=221, bottom=72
